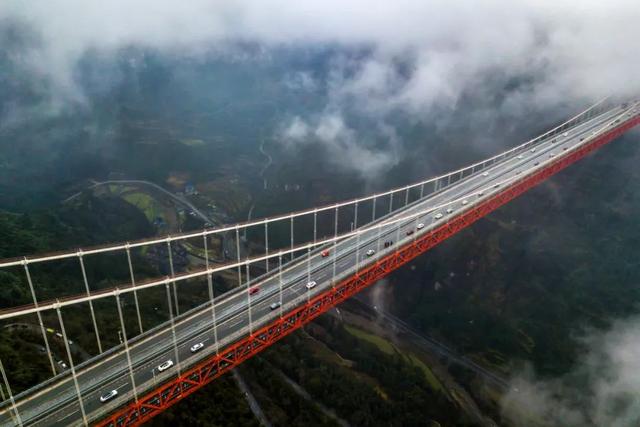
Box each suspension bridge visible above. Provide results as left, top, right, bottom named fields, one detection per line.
left=0, top=99, right=638, bottom=426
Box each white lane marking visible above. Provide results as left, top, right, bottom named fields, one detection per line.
left=289, top=285, right=302, bottom=296
left=55, top=409, right=78, bottom=422
left=227, top=316, right=244, bottom=327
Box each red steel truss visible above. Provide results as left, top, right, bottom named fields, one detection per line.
left=97, top=117, right=640, bottom=426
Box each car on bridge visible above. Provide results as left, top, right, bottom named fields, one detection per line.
left=417, top=223, right=425, bottom=229
left=434, top=213, right=443, bottom=219
left=406, top=229, right=414, bottom=236
left=366, top=249, right=376, bottom=256
left=306, top=281, right=317, bottom=289
left=269, top=301, right=281, bottom=310
left=157, top=360, right=174, bottom=372
left=249, top=286, right=260, bottom=295
left=99, top=389, right=118, bottom=403
left=384, top=241, right=393, bottom=248
left=190, top=342, right=204, bottom=353
left=321, top=249, right=330, bottom=257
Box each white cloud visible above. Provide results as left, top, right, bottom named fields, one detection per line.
left=281, top=116, right=310, bottom=142
left=3, top=0, right=639, bottom=179
left=283, top=71, right=317, bottom=92
left=3, top=0, right=639, bottom=107
left=502, top=317, right=640, bottom=427
left=278, top=113, right=399, bottom=180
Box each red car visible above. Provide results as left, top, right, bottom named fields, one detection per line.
left=249, top=287, right=260, bottom=296
left=321, top=249, right=330, bottom=257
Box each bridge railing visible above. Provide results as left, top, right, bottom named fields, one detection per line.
left=0, top=98, right=611, bottom=270
left=0, top=95, right=618, bottom=321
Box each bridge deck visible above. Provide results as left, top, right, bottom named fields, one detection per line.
left=0, top=103, right=637, bottom=427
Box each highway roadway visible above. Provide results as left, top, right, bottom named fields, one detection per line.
left=0, top=102, right=637, bottom=426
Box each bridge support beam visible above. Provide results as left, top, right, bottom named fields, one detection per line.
left=95, top=116, right=640, bottom=427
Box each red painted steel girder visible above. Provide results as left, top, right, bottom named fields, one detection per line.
left=96, top=116, right=640, bottom=427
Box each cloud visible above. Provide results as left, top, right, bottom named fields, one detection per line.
left=2, top=1, right=639, bottom=180
left=3, top=0, right=639, bottom=106
left=278, top=113, right=400, bottom=180
left=501, top=317, right=640, bottom=427
left=283, top=71, right=318, bottom=92
left=281, top=116, right=311, bottom=141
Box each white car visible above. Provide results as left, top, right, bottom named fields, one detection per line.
left=434, top=213, right=443, bottom=219
left=190, top=343, right=204, bottom=353
left=417, top=223, right=425, bottom=229
left=446, top=208, right=454, bottom=214
left=269, top=302, right=281, bottom=310
left=306, top=281, right=317, bottom=289
left=549, top=152, right=556, bottom=158
left=517, top=155, right=524, bottom=160
left=482, top=172, right=489, bottom=177
left=461, top=200, right=468, bottom=205
left=366, top=249, right=376, bottom=256
left=562, top=132, right=569, bottom=137
left=157, top=360, right=174, bottom=372
left=478, top=190, right=484, bottom=196
left=530, top=148, right=536, bottom=153
left=494, top=183, right=500, bottom=188
left=100, top=389, right=118, bottom=403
